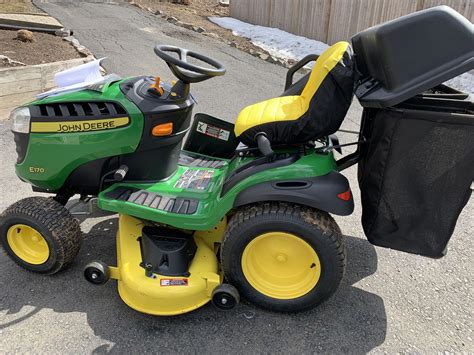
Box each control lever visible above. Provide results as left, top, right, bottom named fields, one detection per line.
left=256, top=133, right=275, bottom=160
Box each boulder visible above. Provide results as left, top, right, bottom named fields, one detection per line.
left=16, top=29, right=34, bottom=43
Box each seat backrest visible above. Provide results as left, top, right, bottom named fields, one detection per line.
left=300, top=41, right=352, bottom=109
left=237, top=41, right=355, bottom=146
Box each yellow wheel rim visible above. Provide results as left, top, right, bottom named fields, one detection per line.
left=242, top=232, right=321, bottom=299
left=6, top=224, right=50, bottom=265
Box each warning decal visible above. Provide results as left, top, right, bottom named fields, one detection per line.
left=160, top=278, right=189, bottom=287
left=196, top=121, right=230, bottom=141
left=174, top=169, right=215, bottom=191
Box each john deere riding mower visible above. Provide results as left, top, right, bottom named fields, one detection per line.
left=1, top=6, right=473, bottom=316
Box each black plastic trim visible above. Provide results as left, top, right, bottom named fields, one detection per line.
left=233, top=171, right=354, bottom=216
left=13, top=132, right=29, bottom=164
left=221, top=154, right=300, bottom=196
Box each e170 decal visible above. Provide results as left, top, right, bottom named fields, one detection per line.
left=29, top=167, right=45, bottom=174
left=30, top=117, right=130, bottom=133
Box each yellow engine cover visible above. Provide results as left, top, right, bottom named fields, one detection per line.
left=111, top=215, right=221, bottom=316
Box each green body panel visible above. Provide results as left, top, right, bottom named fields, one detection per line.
left=98, top=150, right=337, bottom=230
left=15, top=81, right=144, bottom=190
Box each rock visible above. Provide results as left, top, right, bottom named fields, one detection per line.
left=230, top=41, right=238, bottom=48
left=175, top=21, right=184, bottom=27
left=167, top=16, right=179, bottom=24
left=54, top=28, right=70, bottom=37
left=267, top=56, right=279, bottom=64
left=194, top=26, right=206, bottom=33
left=219, top=0, right=230, bottom=7
left=203, top=32, right=219, bottom=39
left=249, top=49, right=256, bottom=55
left=280, top=59, right=289, bottom=68
left=287, top=58, right=297, bottom=66
left=155, top=10, right=163, bottom=15
left=130, top=2, right=145, bottom=10
left=75, top=45, right=92, bottom=57
left=259, top=53, right=269, bottom=61
left=71, top=38, right=80, bottom=47
left=16, top=29, right=34, bottom=43
left=181, top=22, right=194, bottom=30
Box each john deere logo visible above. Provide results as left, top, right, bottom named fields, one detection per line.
left=31, top=117, right=129, bottom=133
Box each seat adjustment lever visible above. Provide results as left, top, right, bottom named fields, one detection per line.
left=256, top=133, right=275, bottom=160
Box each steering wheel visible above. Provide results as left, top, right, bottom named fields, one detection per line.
left=154, top=45, right=226, bottom=83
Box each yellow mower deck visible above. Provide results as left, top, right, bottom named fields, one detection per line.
left=109, top=215, right=222, bottom=316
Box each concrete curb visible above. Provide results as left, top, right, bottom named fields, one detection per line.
left=0, top=56, right=94, bottom=119
left=0, top=13, right=63, bottom=30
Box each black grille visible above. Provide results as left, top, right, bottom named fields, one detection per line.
left=31, top=102, right=126, bottom=119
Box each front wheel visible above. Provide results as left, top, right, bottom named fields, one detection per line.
left=221, top=203, right=345, bottom=312
left=0, top=197, right=83, bottom=274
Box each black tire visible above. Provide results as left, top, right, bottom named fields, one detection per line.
left=212, top=284, right=240, bottom=310
left=84, top=261, right=110, bottom=285
left=221, top=202, right=345, bottom=313
left=0, top=197, right=83, bottom=274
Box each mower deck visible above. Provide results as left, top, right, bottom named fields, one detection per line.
left=111, top=214, right=221, bottom=316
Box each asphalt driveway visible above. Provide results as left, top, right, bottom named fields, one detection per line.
left=0, top=1, right=472, bottom=353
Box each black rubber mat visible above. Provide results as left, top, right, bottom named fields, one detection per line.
left=179, top=152, right=226, bottom=169
left=104, top=187, right=199, bottom=215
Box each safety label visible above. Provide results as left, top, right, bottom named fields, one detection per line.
left=174, top=169, right=215, bottom=191
left=196, top=121, right=230, bottom=141
left=160, top=278, right=189, bottom=287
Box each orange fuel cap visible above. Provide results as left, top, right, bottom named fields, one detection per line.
left=150, top=76, right=164, bottom=96
left=152, top=122, right=173, bottom=136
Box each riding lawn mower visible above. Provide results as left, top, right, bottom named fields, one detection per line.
left=1, top=6, right=473, bottom=315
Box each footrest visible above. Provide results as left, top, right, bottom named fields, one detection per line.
left=179, top=152, right=227, bottom=169
left=104, top=187, right=199, bottom=215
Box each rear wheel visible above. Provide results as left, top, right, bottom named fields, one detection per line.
left=0, top=197, right=83, bottom=274
left=221, top=202, right=345, bottom=312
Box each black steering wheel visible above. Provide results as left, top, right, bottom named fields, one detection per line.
left=154, top=45, right=226, bottom=83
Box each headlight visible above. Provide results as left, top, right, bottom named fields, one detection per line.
left=10, top=107, right=31, bottom=134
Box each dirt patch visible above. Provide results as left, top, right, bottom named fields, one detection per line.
left=0, top=0, right=44, bottom=14
left=131, top=0, right=283, bottom=65
left=0, top=29, right=83, bottom=67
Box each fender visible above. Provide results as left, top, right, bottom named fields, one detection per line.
left=233, top=171, right=354, bottom=216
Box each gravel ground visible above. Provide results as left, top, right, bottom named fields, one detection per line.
left=0, top=1, right=472, bottom=353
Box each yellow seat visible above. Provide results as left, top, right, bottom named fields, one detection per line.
left=235, top=95, right=306, bottom=136
left=234, top=41, right=353, bottom=145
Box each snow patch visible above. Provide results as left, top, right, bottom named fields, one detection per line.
left=209, top=17, right=329, bottom=61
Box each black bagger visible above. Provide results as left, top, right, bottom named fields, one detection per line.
left=351, top=6, right=474, bottom=257
left=358, top=98, right=473, bottom=258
